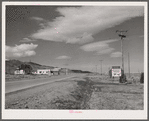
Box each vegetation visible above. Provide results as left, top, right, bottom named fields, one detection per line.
left=5, top=59, right=54, bottom=74
left=5, top=59, right=91, bottom=75
left=140, top=72, right=144, bottom=83
left=19, top=64, right=33, bottom=74
left=6, top=60, right=23, bottom=74
left=71, top=70, right=91, bottom=73
left=119, top=74, right=127, bottom=83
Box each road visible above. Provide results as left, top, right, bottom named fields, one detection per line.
left=6, top=74, right=86, bottom=94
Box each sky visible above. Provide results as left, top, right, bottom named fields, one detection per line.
left=5, top=5, right=144, bottom=73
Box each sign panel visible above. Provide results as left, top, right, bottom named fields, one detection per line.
left=112, top=66, right=121, bottom=77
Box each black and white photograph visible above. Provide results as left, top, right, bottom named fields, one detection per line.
left=2, top=1, right=148, bottom=120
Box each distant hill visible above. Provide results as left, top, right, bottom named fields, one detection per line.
left=6, top=59, right=23, bottom=74
left=27, top=61, right=54, bottom=71
left=5, top=59, right=92, bottom=74
left=5, top=60, right=54, bottom=74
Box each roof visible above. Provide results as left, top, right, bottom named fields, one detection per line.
left=51, top=68, right=61, bottom=71
left=37, top=69, right=51, bottom=71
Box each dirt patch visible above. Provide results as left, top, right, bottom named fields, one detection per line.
left=5, top=74, right=52, bottom=82
left=5, top=75, right=144, bottom=110
left=5, top=77, right=93, bottom=109
left=5, top=79, right=77, bottom=109
left=48, top=77, right=94, bottom=109
left=88, top=75, right=144, bottom=110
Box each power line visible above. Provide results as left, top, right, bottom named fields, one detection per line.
left=99, top=60, right=103, bottom=75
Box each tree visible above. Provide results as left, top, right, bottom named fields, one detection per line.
left=20, top=64, right=32, bottom=74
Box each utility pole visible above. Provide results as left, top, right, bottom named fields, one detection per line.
left=116, top=30, right=127, bottom=75
left=128, top=52, right=130, bottom=78
left=99, top=60, right=103, bottom=75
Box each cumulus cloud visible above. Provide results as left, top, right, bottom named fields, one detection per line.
left=19, top=38, right=36, bottom=42
left=31, top=16, right=48, bottom=28
left=80, top=39, right=118, bottom=55
left=6, top=43, right=38, bottom=58
left=30, top=17, right=45, bottom=21
left=56, top=55, right=71, bottom=59
left=96, top=48, right=115, bottom=55
left=110, top=52, right=122, bottom=57
left=30, top=6, right=143, bottom=44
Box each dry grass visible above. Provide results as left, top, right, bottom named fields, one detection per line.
left=88, top=75, right=144, bottom=110
left=5, top=74, right=51, bottom=82
left=5, top=75, right=144, bottom=110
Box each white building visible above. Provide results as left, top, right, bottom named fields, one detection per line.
left=35, top=69, right=51, bottom=75
left=14, top=68, right=25, bottom=75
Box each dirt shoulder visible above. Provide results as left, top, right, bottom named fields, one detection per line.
left=5, top=75, right=144, bottom=110
left=88, top=75, right=144, bottom=110
left=5, top=74, right=52, bottom=82
left=5, top=76, right=93, bottom=109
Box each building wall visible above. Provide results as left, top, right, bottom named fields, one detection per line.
left=36, top=69, right=51, bottom=75
left=52, top=71, right=59, bottom=75
left=14, top=70, right=25, bottom=74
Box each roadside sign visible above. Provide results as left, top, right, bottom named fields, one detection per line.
left=112, top=66, right=121, bottom=77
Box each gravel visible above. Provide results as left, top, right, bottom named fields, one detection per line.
left=5, top=75, right=144, bottom=110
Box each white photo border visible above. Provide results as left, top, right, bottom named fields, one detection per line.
left=2, top=1, right=148, bottom=119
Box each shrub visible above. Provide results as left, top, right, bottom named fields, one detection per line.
left=119, top=74, right=127, bottom=83
left=140, top=72, right=144, bottom=83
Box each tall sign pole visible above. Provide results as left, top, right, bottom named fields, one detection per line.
left=116, top=30, right=127, bottom=75
left=128, top=52, right=130, bottom=78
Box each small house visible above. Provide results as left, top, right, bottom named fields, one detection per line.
left=59, top=68, right=68, bottom=75
left=51, top=68, right=61, bottom=75
left=14, top=68, right=25, bottom=75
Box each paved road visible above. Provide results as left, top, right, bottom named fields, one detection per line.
left=6, top=74, right=86, bottom=94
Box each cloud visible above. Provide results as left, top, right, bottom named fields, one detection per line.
left=6, top=43, right=38, bottom=58
left=66, top=32, right=94, bottom=44
left=56, top=55, right=71, bottom=59
left=30, top=6, right=143, bottom=44
left=80, top=39, right=118, bottom=55
left=31, top=16, right=48, bottom=28
left=96, top=48, right=115, bottom=55
left=19, top=38, right=36, bottom=42
left=110, top=52, right=122, bottom=57
left=30, top=17, right=45, bottom=21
